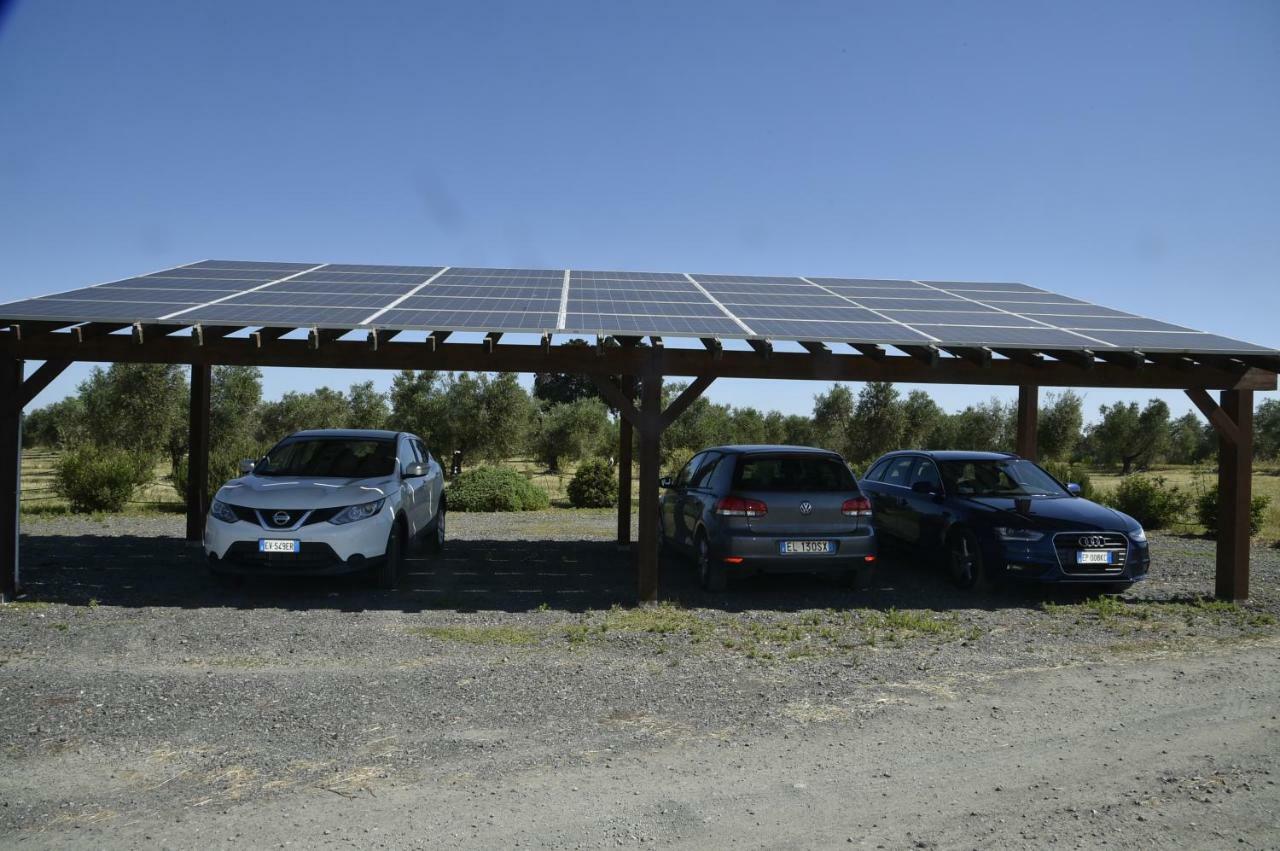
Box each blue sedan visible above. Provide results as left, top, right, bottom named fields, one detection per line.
left=860, top=450, right=1149, bottom=589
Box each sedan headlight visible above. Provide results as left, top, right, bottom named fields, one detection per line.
left=994, top=526, right=1045, bottom=542
left=209, top=499, right=239, bottom=524
left=328, top=498, right=387, bottom=525
left=1128, top=526, right=1147, bottom=543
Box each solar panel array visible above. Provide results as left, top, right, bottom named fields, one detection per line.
left=1, top=259, right=1273, bottom=356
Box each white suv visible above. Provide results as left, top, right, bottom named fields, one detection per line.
left=204, top=429, right=445, bottom=587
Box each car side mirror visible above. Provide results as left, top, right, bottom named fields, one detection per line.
left=660, top=476, right=673, bottom=489
left=1067, top=482, right=1082, bottom=496
left=238, top=459, right=255, bottom=474
left=404, top=462, right=428, bottom=478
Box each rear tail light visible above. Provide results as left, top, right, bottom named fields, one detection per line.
left=842, top=496, right=872, bottom=517
left=714, top=496, right=768, bottom=517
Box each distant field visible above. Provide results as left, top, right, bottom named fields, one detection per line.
left=19, top=449, right=1279, bottom=541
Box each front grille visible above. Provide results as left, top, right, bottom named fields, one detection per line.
left=1053, top=531, right=1129, bottom=575
left=222, top=541, right=343, bottom=570
left=224, top=505, right=341, bottom=529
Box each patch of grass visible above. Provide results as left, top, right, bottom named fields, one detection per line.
left=1041, top=594, right=1277, bottom=634
left=863, top=607, right=956, bottom=636
left=0, top=600, right=54, bottom=614
left=409, top=625, right=541, bottom=646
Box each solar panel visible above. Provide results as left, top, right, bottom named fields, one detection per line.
left=0, top=260, right=1273, bottom=358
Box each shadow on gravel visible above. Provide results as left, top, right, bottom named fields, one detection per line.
left=14, top=530, right=1140, bottom=614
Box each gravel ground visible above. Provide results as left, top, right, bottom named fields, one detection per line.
left=2, top=511, right=1278, bottom=848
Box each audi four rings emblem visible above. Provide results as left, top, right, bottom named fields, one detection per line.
left=799, top=501, right=813, bottom=515
left=1078, top=535, right=1107, bottom=548
left=273, top=512, right=291, bottom=526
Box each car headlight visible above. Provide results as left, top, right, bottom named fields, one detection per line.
left=1128, top=526, right=1147, bottom=543
left=328, top=498, right=387, bottom=525
left=210, top=499, right=239, bottom=523
left=994, top=526, right=1044, bottom=542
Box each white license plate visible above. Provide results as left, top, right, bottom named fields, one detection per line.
left=779, top=540, right=835, bottom=555
left=1076, top=550, right=1113, bottom=565
left=259, top=539, right=300, bottom=554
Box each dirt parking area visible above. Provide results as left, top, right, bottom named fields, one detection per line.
left=2, top=512, right=1279, bottom=849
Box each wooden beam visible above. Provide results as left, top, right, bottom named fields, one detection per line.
left=649, top=336, right=663, bottom=350
left=1215, top=389, right=1253, bottom=600
left=540, top=333, right=552, bottom=355
left=1016, top=385, right=1038, bottom=460
left=590, top=375, right=642, bottom=429
left=898, top=345, right=939, bottom=366
left=995, top=348, right=1044, bottom=367
left=186, top=363, right=211, bottom=544
left=74, top=323, right=129, bottom=343
left=1094, top=350, right=1144, bottom=369
left=852, top=343, right=887, bottom=361
left=617, top=375, right=635, bottom=548
left=428, top=330, right=452, bottom=352
left=799, top=341, right=831, bottom=357
left=1186, top=388, right=1241, bottom=447
left=700, top=338, right=724, bottom=360
left=308, top=328, right=344, bottom=349
left=252, top=327, right=292, bottom=347
left=1045, top=349, right=1096, bottom=369
left=1, top=357, right=20, bottom=601
left=660, top=375, right=716, bottom=430
left=484, top=332, right=503, bottom=354
left=3, top=334, right=1274, bottom=391
left=747, top=338, right=773, bottom=359
left=19, top=359, right=71, bottom=407
left=944, top=346, right=992, bottom=367
left=636, top=374, right=663, bottom=602
left=1145, top=353, right=1194, bottom=371
left=11, top=321, right=77, bottom=340
left=1235, top=354, right=1280, bottom=372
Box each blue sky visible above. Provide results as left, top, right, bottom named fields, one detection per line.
left=2, top=0, right=1277, bottom=421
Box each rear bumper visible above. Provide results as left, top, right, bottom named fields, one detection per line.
left=711, top=528, right=877, bottom=573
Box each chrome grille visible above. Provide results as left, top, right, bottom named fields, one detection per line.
left=1053, top=531, right=1128, bottom=575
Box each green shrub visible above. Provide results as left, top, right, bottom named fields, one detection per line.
left=446, top=466, right=551, bottom=512
left=1040, top=461, right=1095, bottom=500
left=567, top=458, right=617, bottom=508
left=172, top=445, right=264, bottom=505
left=54, top=447, right=154, bottom=512
left=1195, top=489, right=1269, bottom=537
left=1099, top=475, right=1191, bottom=530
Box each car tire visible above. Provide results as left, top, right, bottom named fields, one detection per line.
left=426, top=505, right=446, bottom=555
left=947, top=528, right=986, bottom=590
left=696, top=532, right=726, bottom=592
left=374, top=522, right=404, bottom=589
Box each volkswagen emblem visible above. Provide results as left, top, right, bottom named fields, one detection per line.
left=272, top=511, right=291, bottom=526
left=1077, top=535, right=1106, bottom=548
left=799, top=501, right=813, bottom=516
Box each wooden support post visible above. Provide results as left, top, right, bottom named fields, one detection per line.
left=617, top=376, right=634, bottom=549
left=1016, top=385, right=1038, bottom=460
left=1, top=357, right=22, bottom=601
left=186, top=364, right=212, bottom=544
left=1215, top=389, right=1253, bottom=601
left=636, top=374, right=662, bottom=602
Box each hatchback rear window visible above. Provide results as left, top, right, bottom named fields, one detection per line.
left=732, top=455, right=856, bottom=492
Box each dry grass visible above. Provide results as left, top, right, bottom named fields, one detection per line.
left=20, top=449, right=184, bottom=515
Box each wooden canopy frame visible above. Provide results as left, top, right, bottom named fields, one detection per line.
left=2, top=320, right=1276, bottom=603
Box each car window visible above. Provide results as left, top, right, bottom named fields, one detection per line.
left=675, top=452, right=705, bottom=488
left=864, top=458, right=892, bottom=482
left=410, top=439, right=428, bottom=465
left=257, top=438, right=396, bottom=478
left=732, top=454, right=857, bottom=492
left=909, top=458, right=942, bottom=490
left=937, top=458, right=1069, bottom=497
left=397, top=438, right=418, bottom=471
left=689, top=452, right=722, bottom=489
left=880, top=457, right=916, bottom=488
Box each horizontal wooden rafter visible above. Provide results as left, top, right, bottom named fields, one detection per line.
left=3, top=331, right=1272, bottom=391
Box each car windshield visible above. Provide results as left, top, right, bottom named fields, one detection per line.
left=733, top=455, right=857, bottom=492
left=937, top=458, right=1068, bottom=498
left=255, top=438, right=396, bottom=478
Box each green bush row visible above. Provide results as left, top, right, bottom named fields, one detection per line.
left=445, top=466, right=551, bottom=512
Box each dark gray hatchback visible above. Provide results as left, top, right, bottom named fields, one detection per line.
left=658, top=445, right=878, bottom=591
